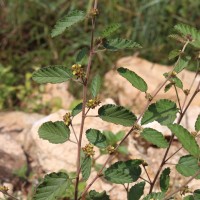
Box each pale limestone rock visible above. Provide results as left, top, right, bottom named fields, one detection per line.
left=104, top=56, right=200, bottom=114
left=42, top=83, right=74, bottom=109
left=0, top=134, right=26, bottom=181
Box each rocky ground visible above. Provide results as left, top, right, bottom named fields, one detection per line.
left=0, top=56, right=199, bottom=199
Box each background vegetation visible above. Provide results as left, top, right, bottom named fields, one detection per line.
left=1, top=0, right=200, bottom=111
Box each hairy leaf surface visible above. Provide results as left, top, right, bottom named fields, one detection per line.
left=32, top=66, right=73, bottom=84
left=104, top=160, right=142, bottom=184
left=141, top=128, right=168, bottom=148
left=98, top=104, right=137, bottom=126
left=86, top=129, right=107, bottom=148
left=38, top=121, right=70, bottom=144
left=128, top=182, right=145, bottom=200
left=168, top=124, right=200, bottom=158
left=160, top=168, right=170, bottom=192
left=51, top=10, right=85, bottom=37
left=117, top=67, right=148, bottom=92
left=141, top=99, right=178, bottom=126
left=33, top=172, right=70, bottom=200
left=103, top=38, right=141, bottom=51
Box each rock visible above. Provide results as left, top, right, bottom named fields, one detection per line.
left=42, top=83, right=74, bottom=109
left=0, top=112, right=44, bottom=150
left=104, top=56, right=200, bottom=113
left=0, top=134, right=26, bottom=182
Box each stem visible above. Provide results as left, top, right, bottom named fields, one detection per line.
left=74, top=1, right=98, bottom=199
left=143, top=165, right=152, bottom=184
left=164, top=170, right=200, bottom=200
left=149, top=79, right=200, bottom=193
left=173, top=85, right=182, bottom=114
left=70, top=123, right=79, bottom=144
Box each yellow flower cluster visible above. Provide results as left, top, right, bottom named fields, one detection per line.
left=145, top=93, right=153, bottom=101
left=71, top=64, right=85, bottom=79
left=107, top=145, right=115, bottom=154
left=82, top=143, right=95, bottom=157
left=86, top=98, right=101, bottom=109
left=0, top=185, right=9, bottom=192
left=63, top=112, right=71, bottom=126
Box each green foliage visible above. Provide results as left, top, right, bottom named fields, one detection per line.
left=117, top=67, right=148, bottom=92
left=104, top=160, right=142, bottom=184
left=141, top=99, right=178, bottom=126
left=32, top=66, right=73, bottom=84
left=174, top=23, right=200, bottom=48
left=88, top=190, right=110, bottom=200
left=98, top=104, right=137, bottom=126
left=176, top=155, right=200, bottom=179
left=163, top=72, right=183, bottom=89
left=195, top=114, right=200, bottom=132
left=51, top=10, right=86, bottom=37
left=90, top=74, right=102, bottom=98
left=103, top=38, right=142, bottom=51
left=168, top=49, right=180, bottom=60
left=160, top=167, right=170, bottom=193
left=101, top=23, right=121, bottom=38
left=13, top=164, right=28, bottom=180
left=174, top=56, right=190, bottom=73
left=76, top=47, right=89, bottom=64
left=143, top=192, right=164, bottom=200
left=81, top=155, right=92, bottom=181
left=128, top=182, right=145, bottom=200
left=168, top=124, right=200, bottom=158
left=86, top=129, right=107, bottom=148
left=33, top=172, right=70, bottom=200
left=141, top=128, right=169, bottom=148
left=72, top=102, right=83, bottom=116
left=38, top=121, right=70, bottom=144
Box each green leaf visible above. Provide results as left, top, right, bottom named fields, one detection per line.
left=72, top=102, right=83, bottom=117
left=160, top=168, right=170, bottom=193
left=168, top=49, right=180, bottom=60
left=76, top=47, right=89, bottom=64
left=141, top=99, right=178, bottom=126
left=141, top=128, right=168, bottom=148
left=195, top=114, right=200, bottom=132
left=51, top=10, right=85, bottom=37
left=194, top=189, right=200, bottom=200
left=38, top=121, right=70, bottom=144
left=104, top=160, right=142, bottom=184
left=163, top=72, right=183, bottom=89
left=174, top=56, right=190, bottom=73
left=184, top=195, right=195, bottom=200
left=174, top=23, right=200, bottom=48
left=117, top=67, right=148, bottom=92
left=33, top=172, right=70, bottom=200
left=81, top=155, right=92, bottom=181
left=103, top=38, right=142, bottom=51
left=98, top=104, right=137, bottom=127
left=89, top=190, right=110, bottom=200
left=128, top=182, right=145, bottom=200
left=101, top=23, right=121, bottom=38
left=102, top=131, right=117, bottom=146
left=32, top=65, right=73, bottom=84
left=86, top=129, right=107, bottom=148
left=168, top=124, right=200, bottom=158
left=90, top=74, right=102, bottom=98
left=176, top=155, right=200, bottom=179
left=164, top=83, right=173, bottom=93
left=143, top=192, right=164, bottom=200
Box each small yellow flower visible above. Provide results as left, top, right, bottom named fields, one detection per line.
left=107, top=145, right=115, bottom=154
left=0, top=185, right=9, bottom=192
left=82, top=143, right=95, bottom=157
left=86, top=98, right=101, bottom=109
left=63, top=112, right=71, bottom=126
left=145, top=93, right=153, bottom=101
left=71, top=64, right=85, bottom=79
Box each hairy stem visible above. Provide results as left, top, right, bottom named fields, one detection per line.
left=74, top=1, right=98, bottom=199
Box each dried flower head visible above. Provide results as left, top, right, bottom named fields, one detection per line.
left=82, top=143, right=95, bottom=157
left=63, top=112, right=71, bottom=126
